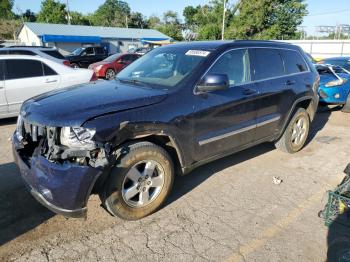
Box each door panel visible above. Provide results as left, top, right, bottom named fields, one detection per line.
left=250, top=48, right=289, bottom=140
left=4, top=59, right=60, bottom=114
left=192, top=83, right=259, bottom=161
left=191, top=48, right=258, bottom=161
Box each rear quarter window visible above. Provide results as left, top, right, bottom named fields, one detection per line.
left=281, top=50, right=308, bottom=74
left=8, top=50, right=35, bottom=56
left=0, top=61, right=4, bottom=80
left=251, top=48, right=285, bottom=80
left=42, top=50, right=65, bottom=59
left=42, top=63, right=57, bottom=76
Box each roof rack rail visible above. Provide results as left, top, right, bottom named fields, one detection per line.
left=8, top=45, right=55, bottom=49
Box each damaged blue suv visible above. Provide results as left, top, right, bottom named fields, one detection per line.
left=13, top=41, right=319, bottom=220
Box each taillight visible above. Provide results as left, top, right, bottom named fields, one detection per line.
left=63, top=60, right=71, bottom=67
left=90, top=72, right=98, bottom=82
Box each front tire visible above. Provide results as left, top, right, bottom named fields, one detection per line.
left=342, top=93, right=350, bottom=113
left=275, top=108, right=310, bottom=153
left=103, top=142, right=174, bottom=220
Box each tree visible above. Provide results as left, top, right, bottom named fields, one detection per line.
left=147, top=15, right=161, bottom=29
left=129, top=12, right=148, bottom=28
left=22, top=9, right=37, bottom=22
left=0, top=0, right=14, bottom=19
left=226, top=0, right=308, bottom=40
left=183, top=6, right=199, bottom=27
left=157, top=11, right=183, bottom=41
left=0, top=19, right=20, bottom=40
left=183, top=1, right=233, bottom=40
left=70, top=11, right=90, bottom=25
left=37, top=0, right=67, bottom=24
left=91, top=0, right=130, bottom=27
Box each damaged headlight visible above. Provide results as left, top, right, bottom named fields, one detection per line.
left=60, top=127, right=96, bottom=149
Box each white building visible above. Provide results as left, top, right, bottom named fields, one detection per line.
left=18, top=22, right=171, bottom=55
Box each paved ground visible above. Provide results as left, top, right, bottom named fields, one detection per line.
left=0, top=107, right=349, bottom=262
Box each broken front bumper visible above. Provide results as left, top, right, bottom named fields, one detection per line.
left=12, top=134, right=103, bottom=218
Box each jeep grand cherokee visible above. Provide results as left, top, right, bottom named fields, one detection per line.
left=12, top=41, right=319, bottom=220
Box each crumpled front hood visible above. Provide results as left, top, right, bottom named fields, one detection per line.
left=21, top=80, right=168, bottom=127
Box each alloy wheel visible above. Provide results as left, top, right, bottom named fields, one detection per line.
left=105, top=69, right=115, bottom=80
left=121, top=160, right=165, bottom=208
left=291, top=116, right=307, bottom=146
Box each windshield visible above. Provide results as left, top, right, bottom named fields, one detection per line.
left=103, top=53, right=122, bottom=62
left=117, top=47, right=208, bottom=89
left=71, top=47, right=84, bottom=55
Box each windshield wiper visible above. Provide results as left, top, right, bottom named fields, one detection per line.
left=117, top=77, right=146, bottom=86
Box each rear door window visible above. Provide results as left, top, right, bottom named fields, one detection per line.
left=85, top=48, right=94, bottom=55
left=207, top=49, right=251, bottom=86
left=251, top=48, right=285, bottom=80
left=5, top=59, right=44, bottom=80
left=281, top=50, right=308, bottom=74
left=95, top=47, right=105, bottom=55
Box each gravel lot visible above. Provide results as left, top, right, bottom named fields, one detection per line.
left=0, top=107, right=349, bottom=262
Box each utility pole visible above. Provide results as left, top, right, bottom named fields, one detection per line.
left=221, top=0, right=227, bottom=40
left=66, top=0, right=71, bottom=25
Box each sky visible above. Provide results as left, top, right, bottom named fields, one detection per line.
left=12, top=0, right=350, bottom=36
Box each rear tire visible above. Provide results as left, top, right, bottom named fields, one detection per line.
left=275, top=108, right=310, bottom=153
left=103, top=142, right=174, bottom=220
left=105, top=69, right=116, bottom=80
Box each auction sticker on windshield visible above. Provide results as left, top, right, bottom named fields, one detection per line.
left=185, top=50, right=211, bottom=57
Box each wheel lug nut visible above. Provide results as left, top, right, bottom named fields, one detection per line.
left=147, top=181, right=151, bottom=185
left=143, top=187, right=146, bottom=191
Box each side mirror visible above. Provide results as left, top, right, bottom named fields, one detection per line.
left=196, top=74, right=229, bottom=93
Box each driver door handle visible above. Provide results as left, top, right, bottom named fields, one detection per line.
left=285, top=80, right=296, bottom=86
left=45, top=79, right=58, bottom=83
left=243, top=88, right=257, bottom=96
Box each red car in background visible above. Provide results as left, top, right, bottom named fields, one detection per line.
left=89, top=53, right=141, bottom=80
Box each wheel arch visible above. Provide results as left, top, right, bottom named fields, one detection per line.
left=278, top=96, right=316, bottom=140
left=92, top=133, right=184, bottom=203
left=125, top=133, right=185, bottom=174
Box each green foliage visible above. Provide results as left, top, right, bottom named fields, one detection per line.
left=150, top=11, right=183, bottom=41
left=90, top=0, right=130, bottom=27
left=197, top=24, right=222, bottom=40
left=0, top=19, right=20, bottom=40
left=129, top=12, right=148, bottom=29
left=70, top=11, right=90, bottom=25
left=226, top=0, right=308, bottom=40
left=0, top=0, right=14, bottom=19
left=147, top=15, right=161, bottom=29
left=184, top=0, right=307, bottom=40
left=37, top=0, right=67, bottom=24
left=22, top=9, right=37, bottom=22
left=183, top=0, right=233, bottom=40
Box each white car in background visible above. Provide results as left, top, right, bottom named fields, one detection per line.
left=0, top=55, right=97, bottom=119
left=0, top=46, right=71, bottom=66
